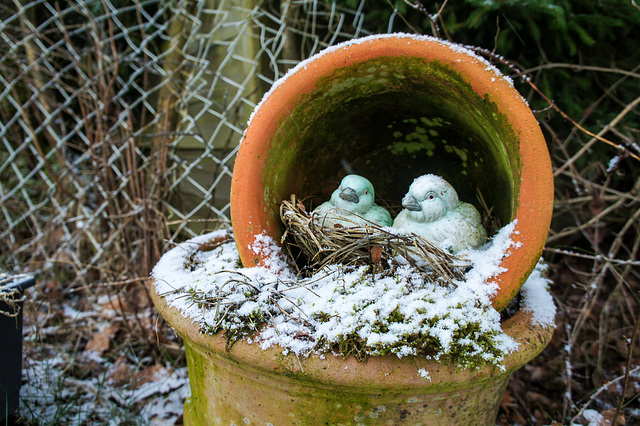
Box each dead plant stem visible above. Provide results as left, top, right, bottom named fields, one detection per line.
left=613, top=312, right=640, bottom=424
left=571, top=365, right=640, bottom=423
left=524, top=63, right=640, bottom=79
left=554, top=94, right=640, bottom=175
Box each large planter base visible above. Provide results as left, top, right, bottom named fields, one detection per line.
left=152, top=280, right=552, bottom=425
left=181, top=342, right=509, bottom=425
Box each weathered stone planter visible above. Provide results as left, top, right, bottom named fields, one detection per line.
left=230, top=33, right=554, bottom=311
left=150, top=234, right=554, bottom=425
left=152, top=33, right=556, bottom=425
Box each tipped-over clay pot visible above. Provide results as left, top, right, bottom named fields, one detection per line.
left=230, top=34, right=553, bottom=311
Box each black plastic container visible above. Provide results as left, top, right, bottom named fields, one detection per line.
left=1, top=275, right=35, bottom=422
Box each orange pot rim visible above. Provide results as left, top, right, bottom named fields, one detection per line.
left=230, top=33, right=553, bottom=311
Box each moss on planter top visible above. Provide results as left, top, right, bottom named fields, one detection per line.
left=152, top=223, right=556, bottom=371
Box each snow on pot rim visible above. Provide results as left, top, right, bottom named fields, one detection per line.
left=230, top=33, right=554, bottom=312
left=151, top=225, right=556, bottom=378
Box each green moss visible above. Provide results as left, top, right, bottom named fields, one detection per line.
left=262, top=55, right=520, bottom=228
left=310, top=302, right=507, bottom=369
left=183, top=342, right=208, bottom=424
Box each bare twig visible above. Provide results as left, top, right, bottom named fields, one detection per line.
left=544, top=248, right=640, bottom=266
left=571, top=365, right=640, bottom=423
left=612, top=294, right=640, bottom=424
left=524, top=63, right=640, bottom=79
left=469, top=46, right=640, bottom=163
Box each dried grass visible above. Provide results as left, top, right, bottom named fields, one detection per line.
left=279, top=195, right=469, bottom=286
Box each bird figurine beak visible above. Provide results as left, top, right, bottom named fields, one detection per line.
left=339, top=187, right=359, bottom=203
left=402, top=194, right=422, bottom=212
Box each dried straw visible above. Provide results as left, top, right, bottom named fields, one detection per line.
left=280, top=195, right=469, bottom=286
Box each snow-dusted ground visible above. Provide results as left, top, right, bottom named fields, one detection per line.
left=15, top=291, right=191, bottom=425
left=20, top=353, right=189, bottom=425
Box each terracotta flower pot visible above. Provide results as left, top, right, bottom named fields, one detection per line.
left=150, top=234, right=554, bottom=425
left=230, top=34, right=553, bottom=311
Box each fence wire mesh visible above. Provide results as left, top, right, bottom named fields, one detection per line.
left=2, top=1, right=640, bottom=423
left=1, top=0, right=638, bottom=289
left=0, top=0, right=376, bottom=286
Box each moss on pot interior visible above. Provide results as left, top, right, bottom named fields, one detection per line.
left=262, top=56, right=519, bottom=229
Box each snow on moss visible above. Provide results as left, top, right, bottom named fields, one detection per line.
left=152, top=222, right=554, bottom=369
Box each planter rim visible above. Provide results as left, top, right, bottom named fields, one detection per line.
left=0, top=274, right=35, bottom=294
left=150, top=277, right=554, bottom=392
left=230, top=33, right=554, bottom=311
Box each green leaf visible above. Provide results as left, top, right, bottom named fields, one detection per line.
left=569, top=20, right=596, bottom=45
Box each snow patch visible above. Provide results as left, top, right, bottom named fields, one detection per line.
left=152, top=221, right=554, bottom=369
left=582, top=409, right=606, bottom=426
left=521, top=262, right=556, bottom=326
left=417, top=368, right=431, bottom=381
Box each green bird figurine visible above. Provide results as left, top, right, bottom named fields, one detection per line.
left=314, top=174, right=392, bottom=228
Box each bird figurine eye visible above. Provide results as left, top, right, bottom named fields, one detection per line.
left=364, top=190, right=369, bottom=195
left=426, top=192, right=436, bottom=201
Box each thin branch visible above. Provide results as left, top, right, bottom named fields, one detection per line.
left=571, top=365, right=640, bottom=423
left=543, top=248, right=640, bottom=266
left=524, top=63, right=640, bottom=79
left=469, top=46, right=640, bottom=163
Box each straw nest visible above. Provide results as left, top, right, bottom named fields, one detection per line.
left=279, top=195, right=470, bottom=286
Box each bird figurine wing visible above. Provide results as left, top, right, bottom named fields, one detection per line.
left=438, top=205, right=486, bottom=252
left=313, top=174, right=392, bottom=228
left=364, top=205, right=393, bottom=227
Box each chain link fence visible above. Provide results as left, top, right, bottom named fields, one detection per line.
left=0, top=0, right=376, bottom=287
left=2, top=1, right=640, bottom=423
left=1, top=0, right=638, bottom=289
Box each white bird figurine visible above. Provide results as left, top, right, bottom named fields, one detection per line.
left=313, top=174, right=392, bottom=228
left=392, top=174, right=486, bottom=253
